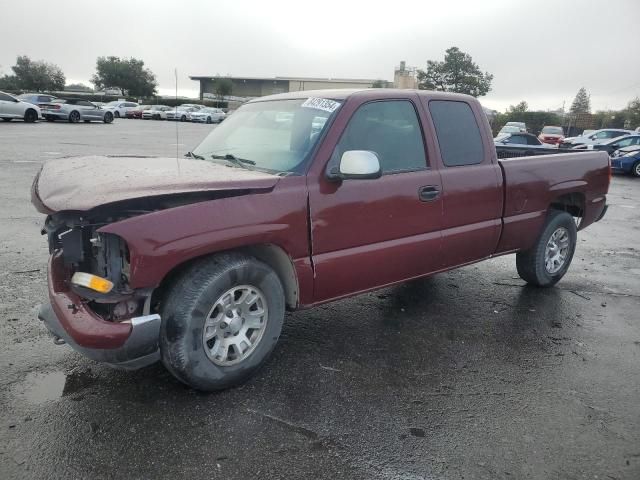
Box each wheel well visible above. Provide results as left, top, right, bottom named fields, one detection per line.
left=550, top=192, right=585, bottom=223
left=152, top=244, right=299, bottom=311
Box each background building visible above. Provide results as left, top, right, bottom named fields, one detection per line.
left=190, top=75, right=381, bottom=100
left=191, top=61, right=419, bottom=101
left=394, top=61, right=418, bottom=89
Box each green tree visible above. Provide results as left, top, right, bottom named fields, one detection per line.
left=91, top=56, right=157, bottom=97
left=64, top=83, right=93, bottom=92
left=624, top=97, right=640, bottom=129
left=508, top=101, right=528, bottom=113
left=9, top=55, right=65, bottom=91
left=213, top=78, right=233, bottom=99
left=570, top=87, right=591, bottom=114
left=417, top=47, right=493, bottom=97
left=0, top=75, right=20, bottom=91
left=371, top=79, right=386, bottom=88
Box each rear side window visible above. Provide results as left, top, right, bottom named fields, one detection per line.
left=332, top=100, right=427, bottom=174
left=429, top=100, right=484, bottom=167
left=508, top=135, right=527, bottom=145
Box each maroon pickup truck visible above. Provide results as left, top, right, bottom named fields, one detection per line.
left=32, top=89, right=609, bottom=390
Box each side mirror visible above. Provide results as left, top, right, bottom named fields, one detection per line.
left=326, top=150, right=382, bottom=181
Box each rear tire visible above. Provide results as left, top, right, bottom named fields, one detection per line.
left=114, top=111, right=120, bottom=118
left=516, top=210, right=577, bottom=287
left=632, top=161, right=640, bottom=177
left=104, top=112, right=114, bottom=124
left=160, top=253, right=285, bottom=391
left=24, top=109, right=38, bottom=123
left=206, top=117, right=212, bottom=124
left=2, top=118, right=11, bottom=122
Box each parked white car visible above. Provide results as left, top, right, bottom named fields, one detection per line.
left=166, top=106, right=198, bottom=122
left=103, top=101, right=139, bottom=118
left=0, top=91, right=41, bottom=122
left=561, top=128, right=636, bottom=149
left=142, top=105, right=171, bottom=120
left=190, top=107, right=226, bottom=124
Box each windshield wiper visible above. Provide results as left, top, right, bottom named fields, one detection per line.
left=211, top=153, right=256, bottom=169
left=184, top=151, right=205, bottom=160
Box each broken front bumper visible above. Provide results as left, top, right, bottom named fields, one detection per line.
left=38, top=253, right=161, bottom=370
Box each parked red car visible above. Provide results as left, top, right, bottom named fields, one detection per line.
left=32, top=89, right=609, bottom=390
left=539, top=125, right=565, bottom=145
left=125, top=105, right=151, bottom=119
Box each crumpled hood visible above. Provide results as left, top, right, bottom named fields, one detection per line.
left=32, top=155, right=279, bottom=213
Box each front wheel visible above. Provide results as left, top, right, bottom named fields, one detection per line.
left=160, top=253, right=285, bottom=391
left=68, top=111, right=80, bottom=123
left=632, top=161, right=640, bottom=178
left=516, top=210, right=577, bottom=287
left=24, top=109, right=38, bottom=123
left=2, top=118, right=12, bottom=122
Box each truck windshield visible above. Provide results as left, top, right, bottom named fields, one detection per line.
left=192, top=98, right=341, bottom=174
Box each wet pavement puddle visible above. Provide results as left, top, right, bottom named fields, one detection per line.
left=15, top=371, right=67, bottom=404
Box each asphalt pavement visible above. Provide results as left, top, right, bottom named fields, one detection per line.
left=1, top=119, right=639, bottom=480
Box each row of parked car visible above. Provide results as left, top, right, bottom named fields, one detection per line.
left=494, top=122, right=640, bottom=177
left=0, top=91, right=226, bottom=124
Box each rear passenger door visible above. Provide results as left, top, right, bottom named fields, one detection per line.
left=309, top=97, right=444, bottom=302
left=425, top=99, right=503, bottom=268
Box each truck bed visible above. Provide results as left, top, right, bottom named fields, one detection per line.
left=495, top=151, right=610, bottom=253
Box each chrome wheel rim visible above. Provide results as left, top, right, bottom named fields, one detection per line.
left=635, top=162, right=640, bottom=176
left=544, top=227, right=570, bottom=274
left=202, top=285, right=268, bottom=366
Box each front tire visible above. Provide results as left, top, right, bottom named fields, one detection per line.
left=68, top=111, right=80, bottom=123
left=160, top=253, right=285, bottom=391
left=2, top=118, right=12, bottom=122
left=632, top=161, right=640, bottom=177
left=516, top=210, right=577, bottom=287
left=24, top=109, right=38, bottom=123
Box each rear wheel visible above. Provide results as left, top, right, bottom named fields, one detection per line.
left=114, top=111, right=120, bottom=118
left=206, top=116, right=212, bottom=124
left=632, top=161, right=640, bottom=177
left=160, top=253, right=285, bottom=391
left=104, top=112, right=114, bottom=124
left=180, top=115, right=186, bottom=122
left=2, top=118, right=11, bottom=122
left=24, top=109, right=38, bottom=123
left=68, top=111, right=80, bottom=123
left=516, top=210, right=577, bottom=287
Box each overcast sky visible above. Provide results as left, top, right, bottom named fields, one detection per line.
left=2, top=0, right=639, bottom=112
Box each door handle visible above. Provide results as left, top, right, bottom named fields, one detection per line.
left=419, top=185, right=440, bottom=202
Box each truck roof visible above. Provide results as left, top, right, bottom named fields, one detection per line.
left=249, top=88, right=476, bottom=103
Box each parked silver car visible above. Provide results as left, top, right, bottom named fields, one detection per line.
left=41, top=99, right=114, bottom=123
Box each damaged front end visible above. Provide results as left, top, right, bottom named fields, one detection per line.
left=38, top=210, right=161, bottom=369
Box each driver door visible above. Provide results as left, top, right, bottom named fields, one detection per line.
left=308, top=97, right=443, bottom=302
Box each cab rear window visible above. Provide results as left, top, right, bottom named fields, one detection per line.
left=429, top=100, right=484, bottom=167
